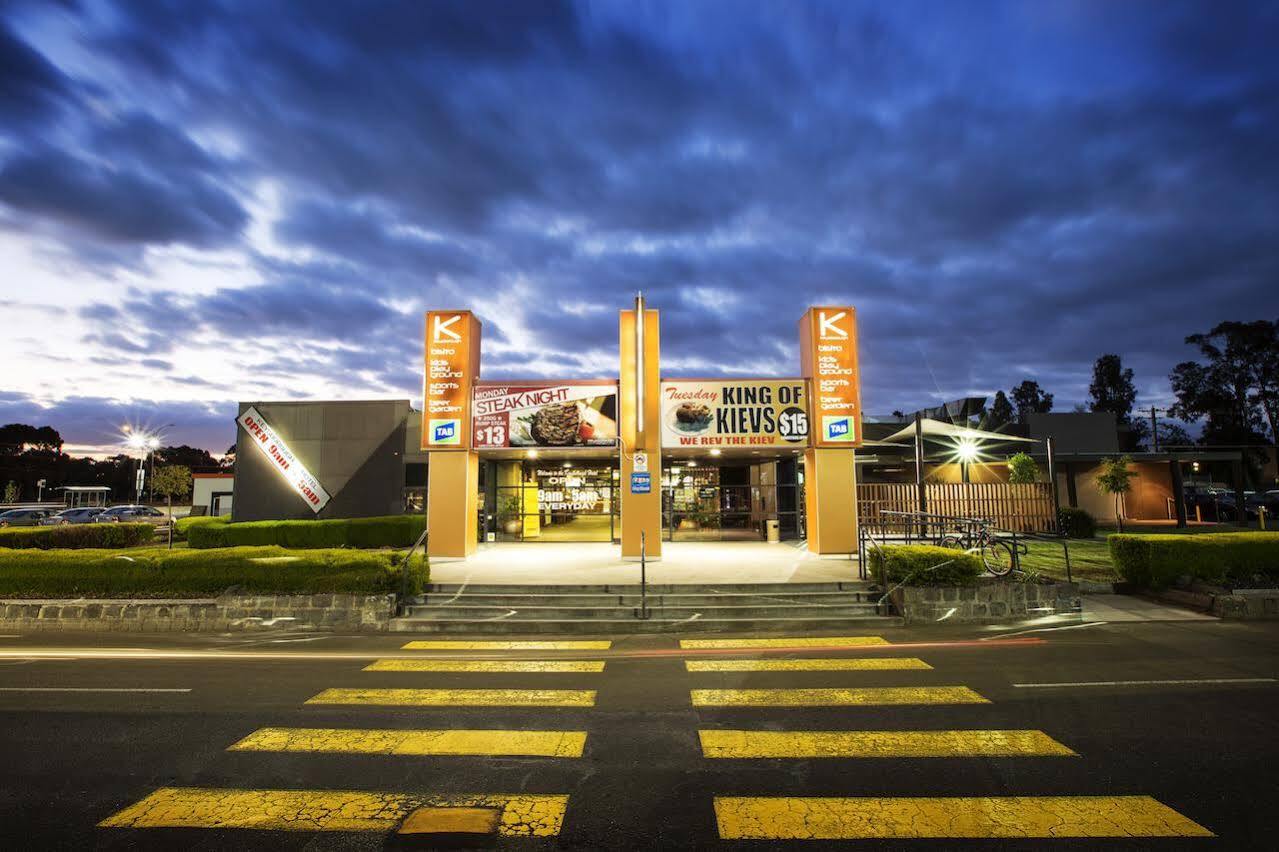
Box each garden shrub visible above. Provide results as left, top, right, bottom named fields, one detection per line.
left=186, top=514, right=426, bottom=550
left=869, top=544, right=984, bottom=587
left=0, top=546, right=428, bottom=598
left=0, top=522, right=155, bottom=550
left=1109, top=532, right=1279, bottom=589
left=1057, top=507, right=1097, bottom=539
left=174, top=515, right=229, bottom=535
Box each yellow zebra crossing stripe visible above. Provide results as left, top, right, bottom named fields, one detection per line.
left=699, top=729, right=1075, bottom=758
left=686, top=658, right=930, bottom=672
left=99, top=787, right=568, bottom=836
left=713, top=795, right=1213, bottom=839
left=365, top=659, right=605, bottom=673
left=400, top=640, right=611, bottom=650
left=230, top=727, right=587, bottom=757
left=680, top=636, right=888, bottom=649
left=306, top=688, right=596, bottom=707
left=692, top=686, right=988, bottom=706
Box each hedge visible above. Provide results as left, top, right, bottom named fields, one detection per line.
left=868, top=544, right=984, bottom=587
left=0, top=522, right=155, bottom=550
left=1109, top=532, right=1279, bottom=589
left=0, top=546, right=428, bottom=598
left=1057, top=507, right=1097, bottom=539
left=174, top=515, right=229, bottom=535
left=187, top=514, right=426, bottom=550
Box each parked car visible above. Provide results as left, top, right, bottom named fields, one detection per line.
left=94, top=505, right=169, bottom=525
left=1246, top=490, right=1279, bottom=517
left=39, top=507, right=105, bottom=526
left=0, top=508, right=54, bottom=527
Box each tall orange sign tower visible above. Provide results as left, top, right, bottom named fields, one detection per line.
left=799, top=306, right=862, bottom=554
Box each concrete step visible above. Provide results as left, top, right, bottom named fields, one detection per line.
left=414, top=592, right=877, bottom=608
left=404, top=603, right=882, bottom=620
left=389, top=615, right=903, bottom=633
left=418, top=581, right=870, bottom=595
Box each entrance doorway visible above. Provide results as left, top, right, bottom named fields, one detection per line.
left=482, top=458, right=618, bottom=543
left=661, top=457, right=803, bottom=542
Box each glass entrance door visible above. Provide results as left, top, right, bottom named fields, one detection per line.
left=494, top=463, right=616, bottom=542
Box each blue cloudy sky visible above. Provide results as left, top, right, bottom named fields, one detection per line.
left=1, top=0, right=1276, bottom=454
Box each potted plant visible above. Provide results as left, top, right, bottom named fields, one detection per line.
left=498, top=493, right=523, bottom=536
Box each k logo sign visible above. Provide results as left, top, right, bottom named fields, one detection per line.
left=433, top=314, right=462, bottom=342
left=818, top=310, right=849, bottom=340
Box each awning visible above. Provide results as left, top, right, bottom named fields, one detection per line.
left=879, top=418, right=1039, bottom=446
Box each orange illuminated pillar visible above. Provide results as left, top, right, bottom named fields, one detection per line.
left=423, top=310, right=481, bottom=560
left=799, top=307, right=862, bottom=555
left=619, top=301, right=662, bottom=560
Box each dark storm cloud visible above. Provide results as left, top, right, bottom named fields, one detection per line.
left=2, top=0, right=1279, bottom=450
left=0, top=17, right=71, bottom=123
left=0, top=144, right=247, bottom=247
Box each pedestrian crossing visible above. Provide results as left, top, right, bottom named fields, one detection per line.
left=96, top=629, right=1216, bottom=842
left=99, top=637, right=602, bottom=839
left=690, top=633, right=1215, bottom=840
left=99, top=787, right=570, bottom=836
left=230, top=727, right=588, bottom=757
left=305, top=686, right=597, bottom=706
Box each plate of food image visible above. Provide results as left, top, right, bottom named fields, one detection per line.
left=668, top=401, right=712, bottom=434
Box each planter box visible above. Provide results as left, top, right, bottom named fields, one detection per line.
left=888, top=579, right=1081, bottom=625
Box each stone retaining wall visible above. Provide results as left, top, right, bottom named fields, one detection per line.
left=889, top=580, right=1081, bottom=625
left=1210, top=589, right=1279, bottom=620
left=0, top=594, right=395, bottom=632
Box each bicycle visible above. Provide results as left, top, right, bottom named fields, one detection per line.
left=937, top=520, right=1018, bottom=577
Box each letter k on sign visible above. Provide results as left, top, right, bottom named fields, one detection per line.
left=819, top=311, right=848, bottom=340
left=433, top=315, right=462, bottom=342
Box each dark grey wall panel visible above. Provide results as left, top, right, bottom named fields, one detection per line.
left=233, top=400, right=410, bottom=522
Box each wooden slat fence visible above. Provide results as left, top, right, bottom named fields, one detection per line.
left=857, top=482, right=1057, bottom=533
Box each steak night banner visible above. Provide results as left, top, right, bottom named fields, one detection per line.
left=661, top=380, right=809, bottom=448
left=472, top=383, right=619, bottom=448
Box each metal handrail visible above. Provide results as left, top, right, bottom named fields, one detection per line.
left=398, top=527, right=428, bottom=615
left=638, top=530, right=649, bottom=620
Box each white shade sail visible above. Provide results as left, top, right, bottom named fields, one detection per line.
left=878, top=418, right=1039, bottom=446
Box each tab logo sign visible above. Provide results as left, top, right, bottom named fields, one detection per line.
left=423, top=310, right=480, bottom=450
left=430, top=419, right=461, bottom=446
left=823, top=416, right=855, bottom=442
left=237, top=406, right=331, bottom=513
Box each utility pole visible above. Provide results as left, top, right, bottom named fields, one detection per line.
left=1150, top=406, right=1159, bottom=452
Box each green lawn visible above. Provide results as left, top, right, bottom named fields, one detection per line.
left=1019, top=537, right=1117, bottom=583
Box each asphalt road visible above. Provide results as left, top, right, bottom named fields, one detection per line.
left=0, top=618, right=1276, bottom=850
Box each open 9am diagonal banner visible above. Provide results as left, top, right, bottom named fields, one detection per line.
left=237, top=406, right=331, bottom=513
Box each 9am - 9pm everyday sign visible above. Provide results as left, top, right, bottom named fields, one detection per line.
left=237, top=406, right=331, bottom=513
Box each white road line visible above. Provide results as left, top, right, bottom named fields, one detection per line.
left=986, top=621, right=1109, bottom=639
left=1013, top=678, right=1276, bottom=688
left=0, top=687, right=192, bottom=693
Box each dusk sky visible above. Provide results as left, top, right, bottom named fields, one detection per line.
left=1, top=0, right=1276, bottom=456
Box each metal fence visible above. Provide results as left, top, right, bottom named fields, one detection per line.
left=858, top=482, right=1057, bottom=533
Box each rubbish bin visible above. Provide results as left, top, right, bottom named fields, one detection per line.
left=765, top=519, right=780, bottom=543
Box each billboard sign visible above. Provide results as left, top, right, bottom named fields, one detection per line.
left=238, top=406, right=331, bottom=512
left=472, top=383, right=619, bottom=448
left=800, top=306, right=862, bottom=447
left=660, top=379, right=809, bottom=448
left=423, top=311, right=481, bottom=449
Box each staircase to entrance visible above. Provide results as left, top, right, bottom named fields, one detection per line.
left=391, top=581, right=900, bottom=633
